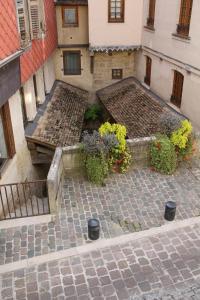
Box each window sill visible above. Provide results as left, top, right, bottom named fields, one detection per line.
left=108, top=20, right=124, bottom=23
left=172, top=33, right=191, bottom=43
left=144, top=26, right=155, bottom=32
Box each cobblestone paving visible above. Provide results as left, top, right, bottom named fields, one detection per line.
left=0, top=166, right=200, bottom=266
left=1, top=222, right=200, bottom=299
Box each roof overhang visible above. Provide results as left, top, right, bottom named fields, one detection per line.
left=89, top=45, right=141, bottom=54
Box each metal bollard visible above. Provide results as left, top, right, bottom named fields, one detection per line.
left=164, top=201, right=176, bottom=221
left=88, top=219, right=100, bottom=240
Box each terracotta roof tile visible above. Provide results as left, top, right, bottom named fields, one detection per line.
left=32, top=81, right=88, bottom=147
left=97, top=77, right=179, bottom=139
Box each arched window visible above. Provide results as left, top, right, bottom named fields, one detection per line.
left=177, top=0, right=193, bottom=36
left=147, top=0, right=156, bottom=28
left=144, top=56, right=152, bottom=86
left=171, top=71, right=184, bottom=108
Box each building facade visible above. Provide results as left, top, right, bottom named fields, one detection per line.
left=54, top=0, right=200, bottom=129
left=0, top=0, right=57, bottom=185
left=136, top=0, right=200, bottom=129
left=54, top=0, right=143, bottom=93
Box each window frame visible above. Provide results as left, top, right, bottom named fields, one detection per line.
left=62, top=5, right=79, bottom=27
left=63, top=51, right=81, bottom=76
left=171, top=70, right=184, bottom=108
left=0, top=103, right=16, bottom=169
left=176, top=0, right=193, bottom=37
left=146, top=0, right=156, bottom=29
left=108, top=0, right=125, bottom=23
left=112, top=69, right=123, bottom=80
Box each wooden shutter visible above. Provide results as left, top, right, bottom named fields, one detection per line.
left=144, top=56, right=152, bottom=86
left=147, top=0, right=156, bottom=27
left=171, top=71, right=184, bottom=108
left=16, top=0, right=27, bottom=41
left=29, top=0, right=40, bottom=39
left=177, top=0, right=193, bottom=36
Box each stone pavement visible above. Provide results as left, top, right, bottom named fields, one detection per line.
left=0, top=165, right=200, bottom=266
left=1, top=220, right=200, bottom=299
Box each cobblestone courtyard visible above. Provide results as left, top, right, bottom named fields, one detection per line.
left=0, top=165, right=200, bottom=266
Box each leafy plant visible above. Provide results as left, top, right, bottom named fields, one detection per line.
left=99, top=122, right=127, bottom=153
left=170, top=119, right=192, bottom=149
left=85, top=155, right=108, bottom=185
left=81, top=130, right=118, bottom=185
left=150, top=135, right=177, bottom=175
left=159, top=112, right=182, bottom=137
left=82, top=130, right=118, bottom=156
left=84, top=104, right=102, bottom=121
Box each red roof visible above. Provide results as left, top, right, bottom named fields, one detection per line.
left=0, top=0, right=20, bottom=60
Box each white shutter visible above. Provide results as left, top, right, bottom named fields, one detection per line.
left=29, top=0, right=40, bottom=39
left=16, top=0, right=26, bottom=40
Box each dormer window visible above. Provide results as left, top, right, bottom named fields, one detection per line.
left=108, top=0, right=124, bottom=23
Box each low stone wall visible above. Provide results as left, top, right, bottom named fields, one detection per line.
left=61, top=136, right=155, bottom=171
left=127, top=136, right=155, bottom=166
left=47, top=148, right=64, bottom=214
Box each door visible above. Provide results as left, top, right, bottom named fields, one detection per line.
left=171, top=71, right=184, bottom=108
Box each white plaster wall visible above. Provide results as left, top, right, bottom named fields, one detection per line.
left=0, top=91, right=34, bottom=185
left=44, top=54, right=56, bottom=93
left=35, top=67, right=45, bottom=104
left=23, top=76, right=37, bottom=121
left=136, top=50, right=200, bottom=129
left=142, top=0, right=200, bottom=68
left=88, top=0, right=143, bottom=47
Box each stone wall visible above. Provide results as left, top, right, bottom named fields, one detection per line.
left=93, top=52, right=135, bottom=90
left=127, top=137, right=155, bottom=166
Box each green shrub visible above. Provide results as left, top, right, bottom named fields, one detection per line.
left=99, top=122, right=127, bottom=153
left=84, top=104, right=102, bottom=121
left=150, top=135, right=177, bottom=175
left=85, top=155, right=108, bottom=185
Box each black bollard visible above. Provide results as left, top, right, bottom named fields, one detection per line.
left=164, top=201, right=176, bottom=221
left=88, top=219, right=100, bottom=240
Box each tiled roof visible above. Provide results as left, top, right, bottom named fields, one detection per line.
left=97, top=77, right=178, bottom=139
left=55, top=0, right=88, bottom=5
left=32, top=81, right=88, bottom=147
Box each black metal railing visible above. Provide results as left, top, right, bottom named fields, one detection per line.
left=0, top=180, right=50, bottom=220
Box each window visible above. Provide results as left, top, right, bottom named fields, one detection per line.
left=144, top=56, right=152, bottom=86
left=0, top=103, right=16, bottom=168
left=63, top=51, right=81, bottom=75
left=108, top=0, right=124, bottom=23
left=177, top=0, right=193, bottom=37
left=15, top=0, right=30, bottom=47
left=16, top=0, right=46, bottom=43
left=112, top=69, right=123, bottom=79
left=171, top=71, right=184, bottom=108
left=62, top=6, right=78, bottom=27
left=146, top=0, right=156, bottom=28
